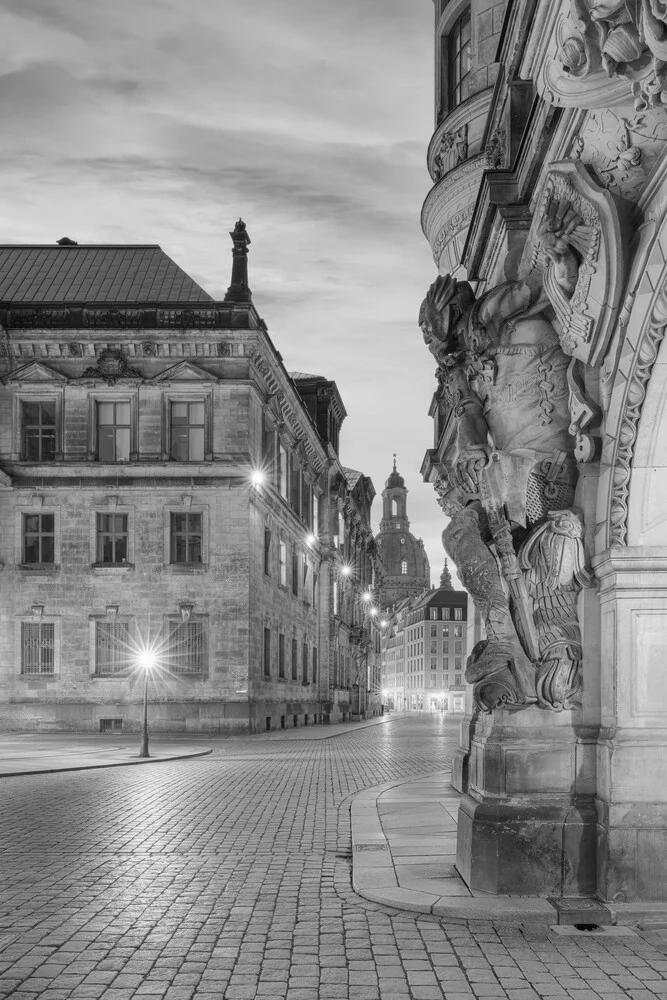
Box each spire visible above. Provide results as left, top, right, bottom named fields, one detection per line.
left=392, top=452, right=397, bottom=473
left=440, top=558, right=454, bottom=590
left=224, top=219, right=252, bottom=303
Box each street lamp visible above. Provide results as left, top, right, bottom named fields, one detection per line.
left=136, top=649, right=156, bottom=758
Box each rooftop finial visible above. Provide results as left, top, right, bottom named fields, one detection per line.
left=392, top=452, right=397, bottom=472
left=224, top=218, right=252, bottom=303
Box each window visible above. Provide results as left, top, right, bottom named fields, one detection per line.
left=291, top=637, right=298, bottom=680
left=444, top=657, right=450, bottom=670
left=96, top=514, right=128, bottom=564
left=313, top=493, right=319, bottom=534
left=278, top=441, right=288, bottom=498
left=279, top=541, right=287, bottom=587
left=279, top=633, right=285, bottom=679
left=430, top=641, right=437, bottom=654
left=301, top=480, right=312, bottom=529
left=313, top=572, right=318, bottom=609
left=22, top=513, right=54, bottom=565
left=454, top=625, right=463, bottom=637
left=263, top=627, right=271, bottom=677
left=455, top=657, right=462, bottom=670
left=401, top=560, right=408, bottom=575
left=430, top=608, right=438, bottom=620
left=292, top=551, right=299, bottom=596
left=312, top=647, right=318, bottom=684
left=455, top=673, right=462, bottom=685
left=97, top=402, right=130, bottom=462
left=431, top=657, right=437, bottom=670
left=95, top=621, right=130, bottom=674
left=169, top=621, right=205, bottom=674
left=170, top=513, right=202, bottom=564
left=170, top=401, right=205, bottom=461
left=455, top=641, right=463, bottom=654
left=264, top=529, right=272, bottom=576
left=442, top=608, right=451, bottom=621
left=430, top=625, right=437, bottom=637
left=302, top=558, right=309, bottom=600
left=302, top=642, right=308, bottom=683
left=289, top=458, right=301, bottom=516
left=454, top=608, right=463, bottom=621
left=22, top=401, right=56, bottom=461
left=447, top=8, right=472, bottom=111
left=443, top=625, right=450, bottom=638
left=333, top=580, right=339, bottom=615
left=21, top=622, right=54, bottom=674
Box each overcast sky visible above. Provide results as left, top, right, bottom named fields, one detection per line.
left=0, top=0, right=455, bottom=586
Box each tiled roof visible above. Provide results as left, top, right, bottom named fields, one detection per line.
left=0, top=245, right=214, bottom=304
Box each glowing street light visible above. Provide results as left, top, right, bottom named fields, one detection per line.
left=380, top=619, right=388, bottom=628
left=362, top=590, right=372, bottom=602
left=306, top=533, right=316, bottom=547
left=251, top=469, right=265, bottom=487
left=370, top=607, right=378, bottom=617
left=341, top=564, right=351, bottom=577
left=137, top=648, right=157, bottom=758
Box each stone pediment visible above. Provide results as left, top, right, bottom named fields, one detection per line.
left=6, top=361, right=68, bottom=384
left=152, top=361, right=217, bottom=383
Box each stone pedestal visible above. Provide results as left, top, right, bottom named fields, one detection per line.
left=594, top=548, right=667, bottom=902
left=456, top=708, right=598, bottom=896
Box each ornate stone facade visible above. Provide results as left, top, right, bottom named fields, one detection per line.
left=420, top=0, right=667, bottom=902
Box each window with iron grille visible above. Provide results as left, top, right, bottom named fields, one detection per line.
left=170, top=401, right=205, bottom=462
left=170, top=513, right=202, bottom=564
left=302, top=642, right=309, bottom=683
left=22, top=401, right=56, bottom=461
left=169, top=621, right=205, bottom=674
left=278, top=633, right=285, bottom=679
left=22, top=513, right=55, bottom=564
left=291, top=637, right=298, bottom=680
left=95, top=621, right=130, bottom=674
left=97, top=402, right=130, bottom=462
left=21, top=622, right=55, bottom=674
left=96, top=513, right=128, bottom=564
left=447, top=8, right=471, bottom=111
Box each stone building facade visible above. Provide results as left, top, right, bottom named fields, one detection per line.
left=0, top=225, right=381, bottom=734
left=381, top=587, right=468, bottom=714
left=374, top=459, right=430, bottom=608
left=419, top=0, right=667, bottom=903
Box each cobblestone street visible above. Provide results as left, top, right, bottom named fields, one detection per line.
left=1, top=714, right=667, bottom=1000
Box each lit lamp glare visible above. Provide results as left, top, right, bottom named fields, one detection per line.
left=251, top=469, right=265, bottom=487
left=137, top=646, right=157, bottom=759
left=362, top=590, right=372, bottom=602
left=306, top=533, right=316, bottom=546
left=380, top=619, right=388, bottom=628
left=341, top=565, right=351, bottom=576
left=370, top=607, right=378, bottom=617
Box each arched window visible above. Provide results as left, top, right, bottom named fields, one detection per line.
left=401, top=560, right=408, bottom=575
left=447, top=8, right=471, bottom=111
left=392, top=499, right=399, bottom=517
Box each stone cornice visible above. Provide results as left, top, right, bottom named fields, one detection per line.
left=0, top=302, right=264, bottom=331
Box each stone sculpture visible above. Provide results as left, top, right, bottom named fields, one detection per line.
left=558, top=0, right=667, bottom=109
left=419, top=204, right=593, bottom=713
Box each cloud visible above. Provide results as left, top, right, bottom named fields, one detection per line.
left=0, top=0, right=451, bottom=581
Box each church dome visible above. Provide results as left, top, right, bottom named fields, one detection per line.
left=376, top=530, right=428, bottom=579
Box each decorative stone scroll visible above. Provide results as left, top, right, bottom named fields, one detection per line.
left=540, top=0, right=667, bottom=110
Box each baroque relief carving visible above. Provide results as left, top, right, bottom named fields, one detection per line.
left=609, top=286, right=667, bottom=544
left=545, top=0, right=667, bottom=110
left=433, top=124, right=469, bottom=180
left=569, top=110, right=667, bottom=201
left=431, top=204, right=476, bottom=265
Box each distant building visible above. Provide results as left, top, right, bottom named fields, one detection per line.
left=381, top=587, right=468, bottom=713
left=0, top=223, right=382, bottom=733
left=374, top=458, right=430, bottom=608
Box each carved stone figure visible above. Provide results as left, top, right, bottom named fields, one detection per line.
left=419, top=206, right=592, bottom=713
left=433, top=125, right=469, bottom=180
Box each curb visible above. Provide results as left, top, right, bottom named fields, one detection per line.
left=0, top=746, right=212, bottom=778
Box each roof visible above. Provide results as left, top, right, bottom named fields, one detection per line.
left=289, top=372, right=326, bottom=382
left=0, top=245, right=214, bottom=305
left=343, top=467, right=363, bottom=489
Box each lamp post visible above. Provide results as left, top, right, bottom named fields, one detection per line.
left=137, top=650, right=156, bottom=758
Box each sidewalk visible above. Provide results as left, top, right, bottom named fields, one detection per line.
left=351, top=769, right=667, bottom=931
left=0, top=733, right=211, bottom=776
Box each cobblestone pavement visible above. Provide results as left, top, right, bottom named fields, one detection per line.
left=1, top=714, right=667, bottom=1000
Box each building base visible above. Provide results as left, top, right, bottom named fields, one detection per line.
left=456, top=707, right=598, bottom=896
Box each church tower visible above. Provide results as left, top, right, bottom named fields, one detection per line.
left=375, top=457, right=431, bottom=608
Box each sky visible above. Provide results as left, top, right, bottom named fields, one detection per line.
left=0, top=0, right=454, bottom=586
